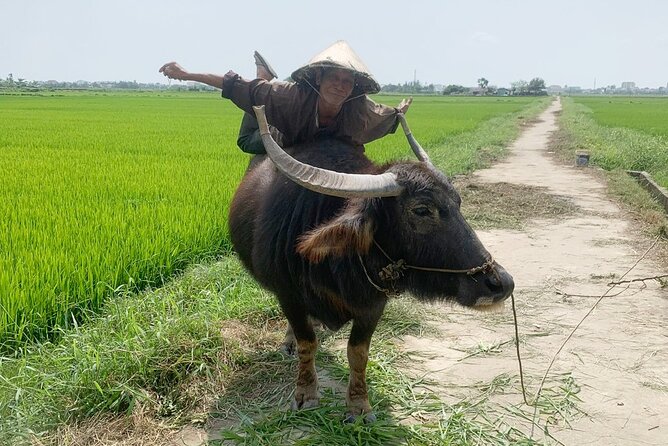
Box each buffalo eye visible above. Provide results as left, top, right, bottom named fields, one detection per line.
left=412, top=206, right=432, bottom=217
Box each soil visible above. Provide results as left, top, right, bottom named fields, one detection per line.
left=401, top=98, right=668, bottom=445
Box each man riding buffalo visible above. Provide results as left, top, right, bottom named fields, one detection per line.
left=160, top=42, right=515, bottom=421
left=159, top=40, right=412, bottom=152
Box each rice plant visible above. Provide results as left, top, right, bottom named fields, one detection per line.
left=563, top=97, right=668, bottom=187
left=0, top=92, right=547, bottom=350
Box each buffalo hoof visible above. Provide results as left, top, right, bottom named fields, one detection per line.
left=291, top=395, right=320, bottom=410
left=278, top=341, right=296, bottom=357
left=344, top=411, right=376, bottom=424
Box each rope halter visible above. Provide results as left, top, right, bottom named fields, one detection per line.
left=358, top=240, right=497, bottom=297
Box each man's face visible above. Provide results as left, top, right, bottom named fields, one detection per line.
left=318, top=68, right=355, bottom=107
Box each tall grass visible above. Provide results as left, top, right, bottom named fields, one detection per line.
left=0, top=257, right=280, bottom=444
left=0, top=93, right=547, bottom=350
left=1, top=92, right=248, bottom=348
left=564, top=96, right=668, bottom=187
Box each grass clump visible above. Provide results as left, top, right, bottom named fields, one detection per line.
left=0, top=256, right=280, bottom=444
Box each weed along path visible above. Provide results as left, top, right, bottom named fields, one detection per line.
left=401, top=98, right=668, bottom=445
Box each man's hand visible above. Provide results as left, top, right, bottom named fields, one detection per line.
left=159, top=62, right=190, bottom=81
left=396, top=97, right=413, bottom=114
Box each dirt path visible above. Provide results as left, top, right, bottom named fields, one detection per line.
left=402, top=98, right=668, bottom=445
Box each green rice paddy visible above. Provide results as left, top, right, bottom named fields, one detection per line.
left=566, top=96, right=668, bottom=187
left=572, top=96, right=668, bottom=138
left=0, top=92, right=542, bottom=349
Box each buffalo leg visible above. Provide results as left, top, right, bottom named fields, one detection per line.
left=280, top=318, right=324, bottom=356
left=284, top=312, right=319, bottom=410
left=279, top=324, right=296, bottom=356
left=346, top=314, right=382, bottom=422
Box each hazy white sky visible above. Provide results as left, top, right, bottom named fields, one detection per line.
left=2, top=0, right=667, bottom=88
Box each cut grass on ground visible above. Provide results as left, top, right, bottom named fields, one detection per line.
left=455, top=180, right=579, bottom=230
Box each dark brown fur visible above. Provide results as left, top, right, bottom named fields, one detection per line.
left=228, top=139, right=514, bottom=419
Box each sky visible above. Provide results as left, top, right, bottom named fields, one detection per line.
left=1, top=0, right=667, bottom=89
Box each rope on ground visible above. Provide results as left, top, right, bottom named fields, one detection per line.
left=528, top=235, right=661, bottom=438
left=607, top=274, right=668, bottom=286
left=510, top=292, right=529, bottom=405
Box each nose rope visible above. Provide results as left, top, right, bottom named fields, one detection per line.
left=357, top=240, right=499, bottom=298
left=357, top=254, right=397, bottom=297
left=372, top=240, right=496, bottom=277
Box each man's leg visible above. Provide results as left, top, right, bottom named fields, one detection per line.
left=236, top=52, right=278, bottom=155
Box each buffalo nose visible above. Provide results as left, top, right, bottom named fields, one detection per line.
left=485, top=275, right=503, bottom=293
left=485, top=268, right=514, bottom=301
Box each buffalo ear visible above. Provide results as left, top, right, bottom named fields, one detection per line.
left=296, top=202, right=374, bottom=263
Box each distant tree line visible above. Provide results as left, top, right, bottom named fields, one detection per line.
left=441, top=77, right=547, bottom=96
left=0, top=73, right=215, bottom=92
left=381, top=80, right=438, bottom=94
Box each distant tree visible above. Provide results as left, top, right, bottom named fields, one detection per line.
left=443, top=84, right=467, bottom=95
left=527, top=77, right=546, bottom=95
left=477, top=77, right=489, bottom=90
left=511, top=80, right=528, bottom=95
left=3, top=73, right=15, bottom=88
left=381, top=81, right=440, bottom=94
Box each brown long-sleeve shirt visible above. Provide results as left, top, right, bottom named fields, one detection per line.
left=221, top=71, right=399, bottom=148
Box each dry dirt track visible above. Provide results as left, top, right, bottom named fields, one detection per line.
left=403, top=98, right=668, bottom=445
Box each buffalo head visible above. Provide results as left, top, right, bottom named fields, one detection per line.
left=253, top=106, right=514, bottom=309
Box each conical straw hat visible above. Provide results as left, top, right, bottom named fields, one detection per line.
left=291, top=40, right=380, bottom=95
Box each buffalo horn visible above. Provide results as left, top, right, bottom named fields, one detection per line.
left=397, top=113, right=431, bottom=164
left=252, top=106, right=403, bottom=198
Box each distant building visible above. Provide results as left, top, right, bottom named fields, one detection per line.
left=621, top=81, right=636, bottom=90
left=547, top=85, right=563, bottom=94
left=496, top=88, right=510, bottom=96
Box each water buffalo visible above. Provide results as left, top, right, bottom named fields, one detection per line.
left=228, top=106, right=514, bottom=421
